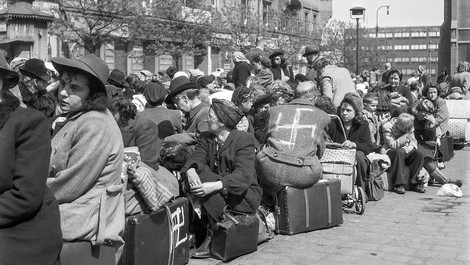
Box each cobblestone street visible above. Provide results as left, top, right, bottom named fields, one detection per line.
left=190, top=147, right=470, bottom=265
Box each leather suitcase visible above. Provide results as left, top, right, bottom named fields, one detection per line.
left=275, top=179, right=343, bottom=235
left=119, top=197, right=190, bottom=265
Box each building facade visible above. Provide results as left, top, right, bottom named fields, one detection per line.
left=439, top=0, right=470, bottom=75
left=367, top=26, right=440, bottom=80
left=5, top=0, right=331, bottom=76
left=0, top=0, right=53, bottom=61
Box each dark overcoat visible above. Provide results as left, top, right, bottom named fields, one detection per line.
left=121, top=113, right=161, bottom=170
left=182, top=130, right=262, bottom=220
left=0, top=91, right=62, bottom=265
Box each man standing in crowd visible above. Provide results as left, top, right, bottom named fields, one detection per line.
left=418, top=65, right=431, bottom=87
left=314, top=55, right=355, bottom=108
left=303, top=46, right=320, bottom=82
left=381, top=62, right=392, bottom=83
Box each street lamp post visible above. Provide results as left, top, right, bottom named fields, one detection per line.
left=375, top=5, right=390, bottom=38
left=350, top=7, right=365, bottom=75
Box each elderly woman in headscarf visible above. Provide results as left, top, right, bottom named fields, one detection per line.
left=180, top=99, right=262, bottom=259
left=232, top=51, right=252, bottom=87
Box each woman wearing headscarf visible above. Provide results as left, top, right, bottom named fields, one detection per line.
left=47, top=54, right=125, bottom=264
left=327, top=92, right=374, bottom=192
left=232, top=51, right=252, bottom=87
left=181, top=99, right=262, bottom=259
left=0, top=52, right=62, bottom=265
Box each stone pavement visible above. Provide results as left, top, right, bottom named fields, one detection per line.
left=189, top=148, right=470, bottom=265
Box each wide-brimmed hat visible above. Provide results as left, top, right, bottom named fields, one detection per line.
left=19, top=58, right=51, bottom=81
left=269, top=50, right=284, bottom=59
left=302, top=46, right=319, bottom=57
left=51, top=54, right=109, bottom=95
left=165, top=75, right=199, bottom=104
left=0, top=52, right=19, bottom=90
left=108, top=69, right=129, bottom=88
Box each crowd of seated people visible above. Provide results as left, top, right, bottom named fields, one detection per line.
left=2, top=49, right=468, bottom=264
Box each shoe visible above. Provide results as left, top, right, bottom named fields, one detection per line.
left=395, top=185, right=406, bottom=194
left=191, top=223, right=213, bottom=259
left=448, top=179, right=463, bottom=187
left=438, top=162, right=445, bottom=170
left=414, top=184, right=426, bottom=193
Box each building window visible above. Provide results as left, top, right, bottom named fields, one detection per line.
left=378, top=33, right=385, bottom=38
left=411, top=57, right=419, bottom=62
left=369, top=33, right=376, bottom=38
left=402, top=32, right=410, bottom=37
left=394, top=57, right=402, bottom=62
left=394, top=32, right=402, bottom=38
left=411, top=32, right=419, bottom=37
left=394, top=45, right=401, bottom=50
left=403, top=45, right=410, bottom=50
left=385, top=33, right=393, bottom=38
left=411, top=44, right=419, bottom=50
left=419, top=32, right=427, bottom=37
left=402, top=57, right=410, bottom=62
left=419, top=44, right=427, bottom=50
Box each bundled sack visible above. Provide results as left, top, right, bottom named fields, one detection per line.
left=123, top=147, right=179, bottom=214
left=366, top=153, right=390, bottom=201
left=436, top=184, right=463, bottom=198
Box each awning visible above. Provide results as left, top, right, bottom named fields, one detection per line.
left=0, top=38, right=33, bottom=44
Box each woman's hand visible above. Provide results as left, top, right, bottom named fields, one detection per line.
left=342, top=140, right=357, bottom=149
left=186, top=168, right=202, bottom=187
left=190, top=181, right=223, bottom=197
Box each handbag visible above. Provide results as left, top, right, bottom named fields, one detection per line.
left=210, top=210, right=259, bottom=261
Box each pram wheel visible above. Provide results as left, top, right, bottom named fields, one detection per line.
left=353, top=186, right=366, bottom=215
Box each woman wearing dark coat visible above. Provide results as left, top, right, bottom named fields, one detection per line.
left=181, top=99, right=262, bottom=259
left=110, top=97, right=162, bottom=170
left=232, top=52, right=253, bottom=87
left=0, top=54, right=62, bottom=265
left=328, top=92, right=373, bottom=191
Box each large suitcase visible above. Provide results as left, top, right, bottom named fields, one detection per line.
left=275, top=179, right=343, bottom=235
left=119, top=197, right=190, bottom=265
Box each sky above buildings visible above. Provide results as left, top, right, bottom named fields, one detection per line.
left=331, top=0, right=444, bottom=28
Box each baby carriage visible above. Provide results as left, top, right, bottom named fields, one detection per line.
left=320, top=115, right=366, bottom=215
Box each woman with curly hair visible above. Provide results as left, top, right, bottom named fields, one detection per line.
left=269, top=50, right=294, bottom=83
left=327, top=92, right=374, bottom=191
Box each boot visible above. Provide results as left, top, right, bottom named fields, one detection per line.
left=428, top=168, right=448, bottom=185
left=191, top=222, right=213, bottom=259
